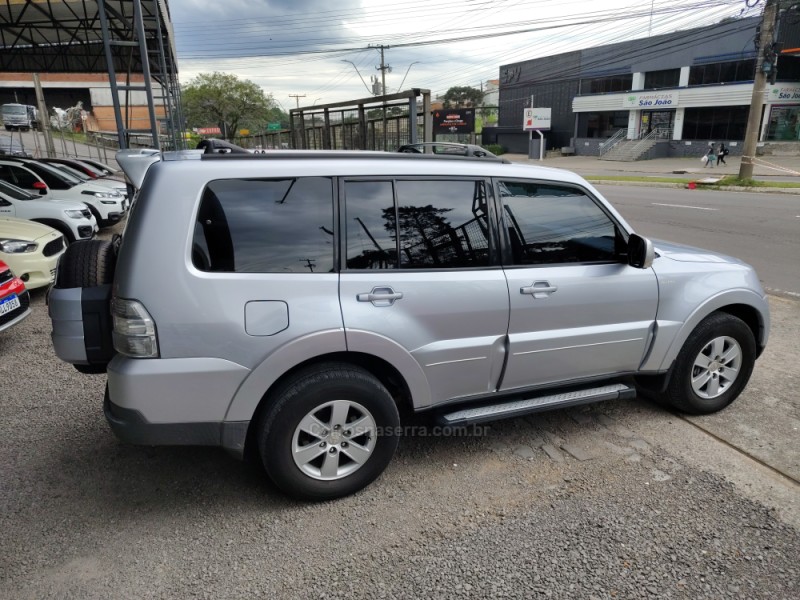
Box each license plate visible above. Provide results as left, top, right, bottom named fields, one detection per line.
left=0, top=294, right=21, bottom=316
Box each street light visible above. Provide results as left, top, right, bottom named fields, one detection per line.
left=396, top=61, right=421, bottom=93
left=312, top=98, right=323, bottom=106
left=341, top=60, right=373, bottom=95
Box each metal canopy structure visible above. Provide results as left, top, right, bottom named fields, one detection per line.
left=0, top=0, right=183, bottom=150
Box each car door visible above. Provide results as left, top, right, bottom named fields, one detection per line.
left=495, top=178, right=658, bottom=391
left=0, top=196, right=16, bottom=217
left=338, top=177, right=509, bottom=408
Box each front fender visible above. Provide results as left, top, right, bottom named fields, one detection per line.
left=641, top=288, right=769, bottom=372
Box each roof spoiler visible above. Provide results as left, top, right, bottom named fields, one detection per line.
left=115, top=148, right=161, bottom=190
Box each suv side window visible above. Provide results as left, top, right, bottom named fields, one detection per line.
left=193, top=177, right=334, bottom=273
left=345, top=179, right=491, bottom=270
left=0, top=164, right=39, bottom=188
left=498, top=180, right=620, bottom=265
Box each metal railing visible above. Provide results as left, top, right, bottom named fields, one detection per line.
left=598, top=128, right=628, bottom=158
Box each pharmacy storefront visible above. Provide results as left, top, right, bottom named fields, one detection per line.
left=765, top=84, right=800, bottom=141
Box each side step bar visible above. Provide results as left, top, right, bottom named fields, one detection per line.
left=437, top=383, right=636, bottom=427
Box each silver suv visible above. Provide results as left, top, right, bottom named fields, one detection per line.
left=49, top=143, right=770, bottom=500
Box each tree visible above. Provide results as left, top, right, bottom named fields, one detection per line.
left=182, top=72, right=285, bottom=140
left=442, top=86, right=485, bottom=108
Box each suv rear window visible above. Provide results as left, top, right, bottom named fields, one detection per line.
left=193, top=177, right=334, bottom=273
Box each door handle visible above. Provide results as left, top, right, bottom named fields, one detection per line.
left=520, top=281, right=558, bottom=299
left=357, top=286, right=404, bottom=306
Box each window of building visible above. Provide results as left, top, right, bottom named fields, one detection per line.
left=688, top=59, right=756, bottom=86
left=193, top=177, right=335, bottom=273
left=577, top=111, right=629, bottom=138
left=682, top=106, right=750, bottom=140
left=776, top=55, right=800, bottom=82
left=579, top=74, right=633, bottom=94
left=644, top=69, right=680, bottom=89
left=345, top=179, right=492, bottom=270
left=497, top=181, right=619, bottom=265
left=766, top=106, right=800, bottom=141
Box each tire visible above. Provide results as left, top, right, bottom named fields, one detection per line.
left=56, top=239, right=116, bottom=289
left=258, top=363, right=400, bottom=500
left=663, top=312, right=756, bottom=415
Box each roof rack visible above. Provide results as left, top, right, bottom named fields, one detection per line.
left=194, top=138, right=511, bottom=163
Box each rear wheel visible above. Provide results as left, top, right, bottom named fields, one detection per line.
left=258, top=363, right=400, bottom=500
left=663, top=313, right=756, bottom=415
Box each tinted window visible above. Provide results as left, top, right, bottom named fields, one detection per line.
left=395, top=180, right=490, bottom=268
left=345, top=181, right=397, bottom=270
left=26, top=163, right=70, bottom=189
left=0, top=165, right=40, bottom=188
left=193, top=177, right=334, bottom=273
left=498, top=181, right=618, bottom=265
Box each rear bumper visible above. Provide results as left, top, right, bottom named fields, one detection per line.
left=105, top=355, right=251, bottom=455
left=104, top=387, right=222, bottom=446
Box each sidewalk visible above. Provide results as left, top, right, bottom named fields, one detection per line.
left=504, top=153, right=800, bottom=181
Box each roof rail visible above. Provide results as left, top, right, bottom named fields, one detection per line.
left=195, top=138, right=251, bottom=154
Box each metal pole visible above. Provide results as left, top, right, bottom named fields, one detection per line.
left=133, top=0, right=160, bottom=150
left=32, top=73, right=56, bottom=157
left=739, top=0, right=778, bottom=180
left=380, top=46, right=388, bottom=151
left=97, top=0, right=128, bottom=150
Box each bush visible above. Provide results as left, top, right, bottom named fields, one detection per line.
left=484, top=144, right=505, bottom=156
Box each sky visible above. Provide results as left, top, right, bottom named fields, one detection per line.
left=167, top=0, right=759, bottom=112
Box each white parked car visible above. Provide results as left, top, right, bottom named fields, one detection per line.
left=0, top=158, right=125, bottom=227
left=0, top=179, right=97, bottom=242
left=38, top=160, right=129, bottom=209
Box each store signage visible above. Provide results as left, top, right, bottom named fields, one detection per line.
left=623, top=91, right=679, bottom=108
left=432, top=109, right=475, bottom=134
left=769, top=84, right=800, bottom=102
left=196, top=127, right=221, bottom=135
left=523, top=107, right=551, bottom=131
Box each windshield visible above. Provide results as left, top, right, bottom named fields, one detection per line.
left=51, top=163, right=89, bottom=181
left=35, top=161, right=82, bottom=185
left=2, top=104, right=26, bottom=116
left=0, top=179, right=37, bottom=200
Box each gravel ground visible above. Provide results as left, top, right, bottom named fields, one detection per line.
left=1, top=251, right=799, bottom=598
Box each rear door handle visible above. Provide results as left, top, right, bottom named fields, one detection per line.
left=357, top=286, right=404, bottom=306
left=520, top=281, right=558, bottom=299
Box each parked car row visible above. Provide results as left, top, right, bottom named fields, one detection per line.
left=0, top=156, right=126, bottom=230
left=0, top=155, right=124, bottom=332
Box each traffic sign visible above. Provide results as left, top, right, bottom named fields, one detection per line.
left=267, top=122, right=281, bottom=131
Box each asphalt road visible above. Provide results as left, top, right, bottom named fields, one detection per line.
left=597, top=185, right=800, bottom=297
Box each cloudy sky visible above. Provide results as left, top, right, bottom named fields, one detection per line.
left=168, top=0, right=756, bottom=111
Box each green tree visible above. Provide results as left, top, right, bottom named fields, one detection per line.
left=442, top=86, right=485, bottom=108
left=182, top=72, right=285, bottom=140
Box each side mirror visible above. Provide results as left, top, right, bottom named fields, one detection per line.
left=32, top=181, right=48, bottom=195
left=628, top=233, right=654, bottom=269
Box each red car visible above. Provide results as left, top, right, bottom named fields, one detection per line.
left=0, top=259, right=30, bottom=332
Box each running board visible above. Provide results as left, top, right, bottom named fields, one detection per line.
left=437, top=383, right=636, bottom=427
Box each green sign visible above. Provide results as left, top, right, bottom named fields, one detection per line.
left=267, top=122, right=281, bottom=131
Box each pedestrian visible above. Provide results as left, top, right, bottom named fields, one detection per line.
left=717, top=143, right=729, bottom=165
left=704, top=146, right=716, bottom=168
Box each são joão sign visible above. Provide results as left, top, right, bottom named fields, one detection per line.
left=623, top=91, right=678, bottom=108
left=432, top=109, right=475, bottom=134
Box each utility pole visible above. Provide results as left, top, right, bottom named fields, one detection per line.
left=739, top=0, right=778, bottom=180
left=289, top=94, right=306, bottom=109
left=369, top=44, right=391, bottom=151
left=32, top=73, right=55, bottom=157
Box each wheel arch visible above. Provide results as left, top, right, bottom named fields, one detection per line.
left=30, top=218, right=74, bottom=242
left=650, top=289, right=769, bottom=372
left=239, top=351, right=415, bottom=462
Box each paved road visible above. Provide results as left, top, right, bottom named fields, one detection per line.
left=597, top=185, right=800, bottom=297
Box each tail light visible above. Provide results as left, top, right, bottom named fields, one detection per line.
left=111, top=297, right=159, bottom=358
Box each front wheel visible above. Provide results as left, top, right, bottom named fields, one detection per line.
left=257, top=363, right=400, bottom=500
left=664, top=312, right=756, bottom=415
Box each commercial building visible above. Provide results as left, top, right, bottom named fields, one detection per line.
left=487, top=15, right=800, bottom=158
